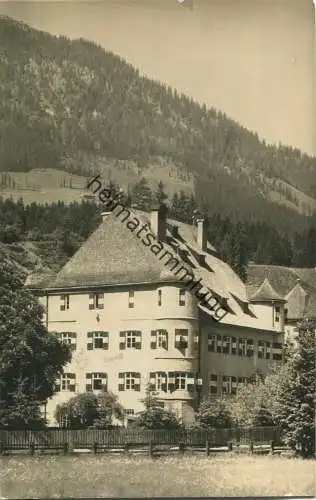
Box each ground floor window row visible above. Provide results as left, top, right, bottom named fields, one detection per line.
left=209, top=374, right=252, bottom=395
left=53, top=329, right=198, bottom=352
left=207, top=334, right=283, bottom=360
left=55, top=371, right=202, bottom=393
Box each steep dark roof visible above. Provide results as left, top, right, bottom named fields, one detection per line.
left=25, top=208, right=268, bottom=328
left=247, top=265, right=316, bottom=318
left=249, top=278, right=285, bottom=303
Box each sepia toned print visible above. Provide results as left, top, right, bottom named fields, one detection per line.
left=0, top=0, right=315, bottom=498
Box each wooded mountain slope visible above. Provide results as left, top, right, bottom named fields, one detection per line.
left=0, top=16, right=315, bottom=234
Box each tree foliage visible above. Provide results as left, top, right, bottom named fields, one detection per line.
left=0, top=260, right=71, bottom=428
left=132, top=386, right=181, bottom=430
left=55, top=391, right=124, bottom=429
left=194, top=398, right=233, bottom=429
left=272, top=319, right=316, bottom=457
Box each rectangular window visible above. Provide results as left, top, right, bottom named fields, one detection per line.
left=89, top=293, right=104, bottom=310
left=87, top=331, right=109, bottom=350
left=118, top=372, right=141, bottom=391
left=150, top=371, right=168, bottom=392
left=119, top=330, right=142, bottom=350
left=150, top=329, right=168, bottom=349
left=175, top=329, right=188, bottom=349
left=179, top=288, right=186, bottom=306
left=175, top=372, right=187, bottom=390
left=246, top=339, right=254, bottom=357
left=128, top=291, right=134, bottom=308
left=231, top=376, right=237, bottom=395
left=209, top=374, right=218, bottom=394
left=222, top=336, right=231, bottom=354
left=207, top=334, right=216, bottom=352
left=238, top=376, right=247, bottom=389
left=216, top=334, right=222, bottom=353
left=274, top=306, right=280, bottom=323
left=158, top=289, right=162, bottom=307
left=231, top=337, right=237, bottom=355
left=258, top=340, right=265, bottom=359
left=124, top=409, right=135, bottom=416
left=60, top=295, right=70, bottom=311
left=272, top=342, right=283, bottom=361
left=266, top=341, right=271, bottom=359
left=86, top=372, right=107, bottom=392
left=56, top=332, right=77, bottom=351
left=222, top=375, right=230, bottom=395
left=60, top=373, right=76, bottom=392
left=238, top=338, right=247, bottom=356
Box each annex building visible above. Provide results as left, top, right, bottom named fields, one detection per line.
left=26, top=203, right=285, bottom=426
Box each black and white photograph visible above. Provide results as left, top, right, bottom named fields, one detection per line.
left=0, top=0, right=315, bottom=498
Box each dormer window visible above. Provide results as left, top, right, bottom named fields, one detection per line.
left=60, top=295, right=70, bottom=311
left=128, top=291, right=134, bottom=308
left=179, top=289, right=186, bottom=306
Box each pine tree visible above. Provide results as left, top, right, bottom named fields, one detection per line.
left=154, top=181, right=168, bottom=206
left=274, top=319, right=316, bottom=457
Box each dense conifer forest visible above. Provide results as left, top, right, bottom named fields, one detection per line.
left=1, top=179, right=315, bottom=280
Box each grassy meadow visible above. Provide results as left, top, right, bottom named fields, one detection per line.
left=0, top=453, right=315, bottom=498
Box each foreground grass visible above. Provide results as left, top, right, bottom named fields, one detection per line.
left=0, top=453, right=315, bottom=498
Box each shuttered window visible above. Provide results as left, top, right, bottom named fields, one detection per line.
left=118, top=372, right=141, bottom=391
left=119, top=331, right=142, bottom=350
left=87, top=331, right=109, bottom=350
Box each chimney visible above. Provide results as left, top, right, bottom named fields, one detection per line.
left=150, top=203, right=168, bottom=241
left=101, top=211, right=112, bottom=221
left=196, top=218, right=207, bottom=251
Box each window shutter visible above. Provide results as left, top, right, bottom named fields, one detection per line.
left=87, top=332, right=94, bottom=338
left=60, top=304, right=65, bottom=311
left=89, top=304, right=95, bottom=310
left=135, top=341, right=141, bottom=350
left=98, top=303, right=104, bottom=310
left=150, top=330, right=157, bottom=349
left=71, top=344, right=76, bottom=351
left=87, top=342, right=93, bottom=350
left=86, top=373, right=92, bottom=379
left=69, top=384, right=76, bottom=392
left=118, top=384, right=125, bottom=391
left=161, top=339, right=168, bottom=350
left=86, top=384, right=92, bottom=392
left=161, top=383, right=167, bottom=392
left=119, top=342, right=126, bottom=350
left=134, top=383, right=141, bottom=391
left=55, top=383, right=61, bottom=392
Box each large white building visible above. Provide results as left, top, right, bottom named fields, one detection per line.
left=26, top=202, right=285, bottom=426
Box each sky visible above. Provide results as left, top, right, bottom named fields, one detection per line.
left=0, top=0, right=315, bottom=155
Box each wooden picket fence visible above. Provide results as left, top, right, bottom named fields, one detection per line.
left=0, top=426, right=283, bottom=456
